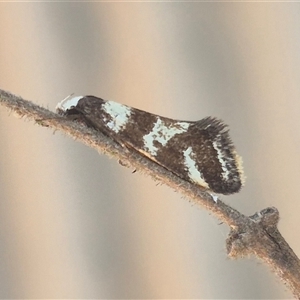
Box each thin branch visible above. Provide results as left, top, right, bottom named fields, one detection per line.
left=1, top=89, right=300, bottom=298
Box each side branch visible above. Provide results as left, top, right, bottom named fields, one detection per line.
left=1, top=89, right=300, bottom=298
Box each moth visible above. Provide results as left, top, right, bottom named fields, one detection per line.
left=56, top=95, right=245, bottom=195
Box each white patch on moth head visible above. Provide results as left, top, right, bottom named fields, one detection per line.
left=103, top=101, right=132, bottom=133
left=56, top=95, right=83, bottom=112
left=183, top=147, right=209, bottom=189
left=212, top=140, right=230, bottom=181
left=143, top=118, right=189, bottom=156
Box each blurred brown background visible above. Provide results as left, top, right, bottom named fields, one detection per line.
left=0, top=2, right=299, bottom=298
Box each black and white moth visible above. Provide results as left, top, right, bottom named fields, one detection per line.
left=56, top=96, right=245, bottom=195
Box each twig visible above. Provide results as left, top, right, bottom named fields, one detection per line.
left=1, top=89, right=300, bottom=298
